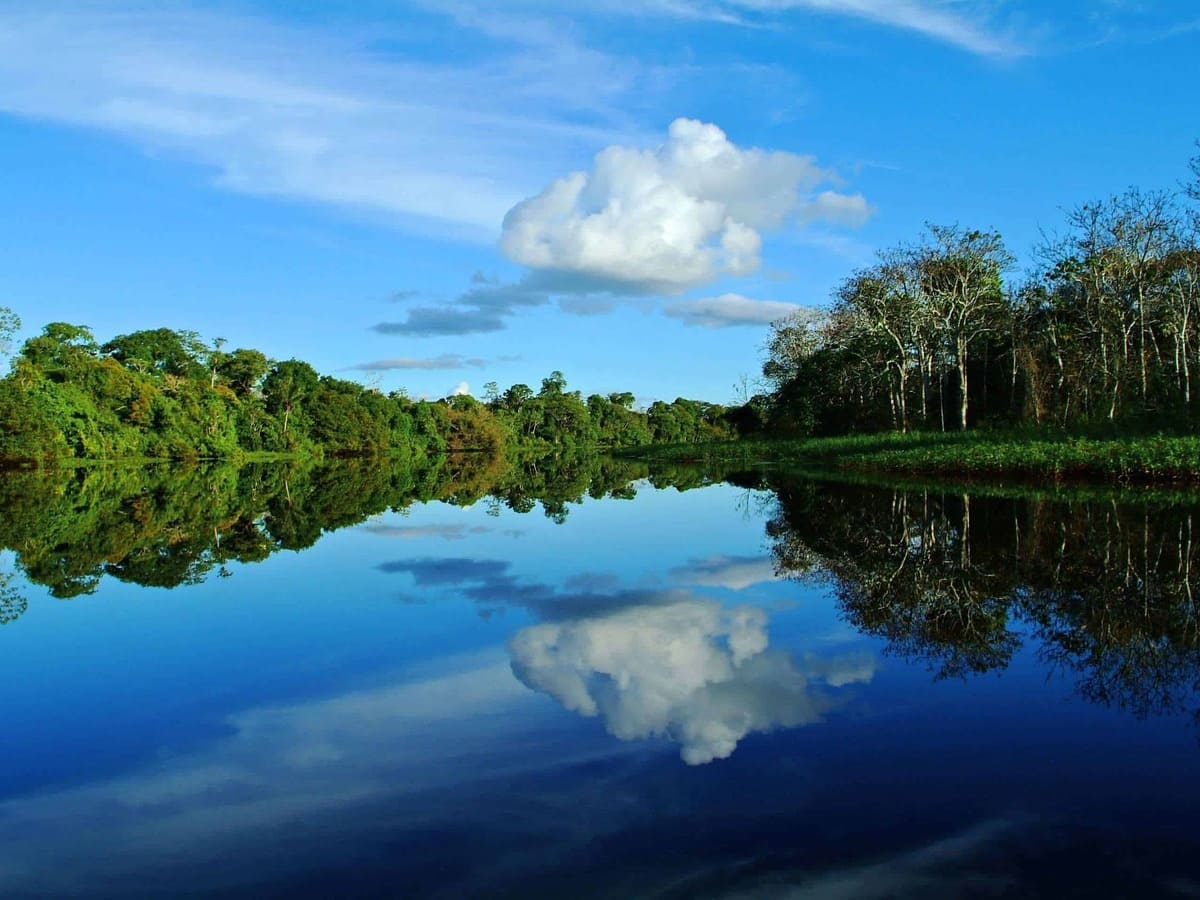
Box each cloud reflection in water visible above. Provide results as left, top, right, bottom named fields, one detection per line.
left=510, top=598, right=874, bottom=764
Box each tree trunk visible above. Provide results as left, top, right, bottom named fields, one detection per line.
left=957, top=335, right=969, bottom=430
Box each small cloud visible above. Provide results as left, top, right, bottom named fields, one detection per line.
left=558, top=295, right=619, bottom=316
left=451, top=381, right=471, bottom=397
left=563, top=572, right=622, bottom=593
left=663, top=293, right=806, bottom=328
left=371, top=274, right=556, bottom=337
left=799, top=190, right=873, bottom=227
left=348, top=354, right=487, bottom=372
left=378, top=558, right=510, bottom=584
left=388, top=289, right=422, bottom=303
left=372, top=308, right=506, bottom=336
left=670, top=555, right=782, bottom=590
left=458, top=277, right=550, bottom=312
left=359, top=522, right=494, bottom=541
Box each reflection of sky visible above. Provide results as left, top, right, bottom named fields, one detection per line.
left=2, top=482, right=1200, bottom=896
left=511, top=598, right=874, bottom=764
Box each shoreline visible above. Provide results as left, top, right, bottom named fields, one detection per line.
left=617, top=431, right=1200, bottom=488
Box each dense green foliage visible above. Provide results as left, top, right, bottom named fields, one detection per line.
left=752, top=151, right=1200, bottom=437
left=0, top=318, right=732, bottom=465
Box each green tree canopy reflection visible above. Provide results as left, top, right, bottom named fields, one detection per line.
left=765, top=478, right=1200, bottom=722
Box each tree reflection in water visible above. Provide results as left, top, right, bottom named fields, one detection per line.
left=763, top=476, right=1200, bottom=724
left=0, top=451, right=659, bottom=605
left=3, top=455, right=1200, bottom=732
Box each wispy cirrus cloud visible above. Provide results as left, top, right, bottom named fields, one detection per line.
left=0, top=651, right=542, bottom=896
left=0, top=3, right=654, bottom=237
left=358, top=521, right=523, bottom=541
left=664, top=293, right=809, bottom=328
left=731, top=0, right=1025, bottom=58
left=347, top=353, right=487, bottom=371
left=530, top=0, right=1028, bottom=58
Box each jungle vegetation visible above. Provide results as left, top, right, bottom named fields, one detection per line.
left=0, top=315, right=732, bottom=466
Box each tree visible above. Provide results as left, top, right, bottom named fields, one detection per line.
left=262, top=359, right=319, bottom=436
left=0, top=306, right=19, bottom=357
left=539, top=370, right=567, bottom=397
left=501, top=383, right=534, bottom=413
left=102, top=327, right=205, bottom=378
left=833, top=260, right=928, bottom=431
left=21, top=322, right=99, bottom=375
left=921, top=225, right=1014, bottom=429
left=206, top=337, right=228, bottom=389
left=218, top=348, right=270, bottom=397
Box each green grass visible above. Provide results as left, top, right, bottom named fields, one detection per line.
left=618, top=430, right=1200, bottom=486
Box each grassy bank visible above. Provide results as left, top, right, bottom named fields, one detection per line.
left=619, top=430, right=1200, bottom=485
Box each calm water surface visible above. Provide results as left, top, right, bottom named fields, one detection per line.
left=1, top=459, right=1199, bottom=897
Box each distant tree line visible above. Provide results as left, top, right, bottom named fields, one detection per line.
left=753, top=149, right=1200, bottom=436
left=0, top=317, right=734, bottom=466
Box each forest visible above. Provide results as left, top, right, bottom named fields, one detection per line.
left=750, top=150, right=1200, bottom=438
left=0, top=316, right=732, bottom=466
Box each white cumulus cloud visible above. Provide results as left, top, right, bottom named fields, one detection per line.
left=501, top=118, right=870, bottom=294
left=451, top=381, right=472, bottom=397
left=664, top=293, right=809, bottom=328
left=509, top=598, right=874, bottom=764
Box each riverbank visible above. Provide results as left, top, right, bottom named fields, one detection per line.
left=619, top=431, right=1200, bottom=485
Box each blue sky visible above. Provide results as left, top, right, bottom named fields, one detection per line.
left=1, top=1, right=1197, bottom=403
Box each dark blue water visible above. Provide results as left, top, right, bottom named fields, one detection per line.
left=1, top=462, right=1198, bottom=897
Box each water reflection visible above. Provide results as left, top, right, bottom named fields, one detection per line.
left=5, top=455, right=1200, bottom=734
left=0, top=571, right=26, bottom=625
left=669, top=554, right=782, bottom=591
left=0, top=452, right=656, bottom=606
left=763, top=478, right=1200, bottom=722
left=511, top=597, right=874, bottom=764
left=4, top=460, right=1200, bottom=895
left=0, top=652, right=536, bottom=896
